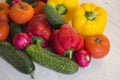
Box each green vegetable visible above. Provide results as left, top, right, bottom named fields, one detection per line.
left=8, top=21, right=28, bottom=43
left=9, top=21, right=22, bottom=40
left=25, top=44, right=79, bottom=74
left=6, top=0, right=35, bottom=4
left=0, top=41, right=35, bottom=74
left=44, top=4, right=66, bottom=29
left=6, top=0, right=12, bottom=4
left=22, top=0, right=35, bottom=4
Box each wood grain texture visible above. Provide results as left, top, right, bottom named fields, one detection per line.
left=0, top=0, right=120, bottom=80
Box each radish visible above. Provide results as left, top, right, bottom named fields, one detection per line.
left=74, top=49, right=91, bottom=67
left=11, top=0, right=21, bottom=5
left=13, top=33, right=30, bottom=49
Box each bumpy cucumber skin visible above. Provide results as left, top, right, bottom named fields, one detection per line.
left=0, top=41, right=35, bottom=74
left=9, top=21, right=22, bottom=42
left=25, top=44, right=79, bottom=74
left=44, top=4, right=66, bottom=29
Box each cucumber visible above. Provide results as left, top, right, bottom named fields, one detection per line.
left=25, top=44, right=79, bottom=74
left=44, top=4, right=66, bottom=29
left=0, top=41, right=35, bottom=74
left=6, top=0, right=35, bottom=4
left=22, top=0, right=35, bottom=4
left=6, top=0, right=12, bottom=4
left=8, top=21, right=28, bottom=43
left=9, top=21, right=22, bottom=42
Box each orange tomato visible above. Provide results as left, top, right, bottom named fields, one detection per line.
left=0, top=21, right=10, bottom=41
left=84, top=34, right=110, bottom=58
left=0, top=13, right=9, bottom=22
left=9, top=2, right=34, bottom=24
left=33, top=1, right=45, bottom=15
left=0, top=2, right=10, bottom=14
left=0, top=2, right=10, bottom=22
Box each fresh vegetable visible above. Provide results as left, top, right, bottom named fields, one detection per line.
left=25, top=43, right=79, bottom=74
left=50, top=24, right=84, bottom=57
left=0, top=0, right=110, bottom=76
left=84, top=34, right=110, bottom=58
left=26, top=14, right=52, bottom=47
left=9, top=21, right=22, bottom=42
left=0, top=21, right=10, bottom=41
left=72, top=2, right=107, bottom=38
left=13, top=33, right=30, bottom=49
left=74, top=49, right=91, bottom=67
left=22, top=0, right=35, bottom=4
left=0, top=2, right=10, bottom=14
left=44, top=4, right=66, bottom=29
left=0, top=41, right=35, bottom=74
left=6, top=0, right=35, bottom=4
left=33, top=1, right=45, bottom=15
left=11, top=0, right=21, bottom=5
left=0, top=2, right=10, bottom=22
left=6, top=0, right=13, bottom=4
left=0, top=13, right=9, bottom=22
left=47, top=0, right=79, bottom=22
left=9, top=2, right=34, bottom=24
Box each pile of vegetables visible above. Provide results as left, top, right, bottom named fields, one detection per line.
left=0, top=0, right=110, bottom=77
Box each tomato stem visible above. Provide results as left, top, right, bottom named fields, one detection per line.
left=85, top=11, right=97, bottom=20
left=0, top=7, right=3, bottom=10
left=95, top=38, right=102, bottom=44
left=19, top=4, right=26, bottom=10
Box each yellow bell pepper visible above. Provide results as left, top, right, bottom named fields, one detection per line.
left=47, top=0, right=79, bottom=22
left=72, top=3, right=107, bottom=38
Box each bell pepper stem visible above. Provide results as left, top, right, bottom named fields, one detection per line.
left=56, top=4, right=67, bottom=15
left=64, top=49, right=75, bottom=59
left=85, top=11, right=97, bottom=20
left=69, top=50, right=73, bottom=59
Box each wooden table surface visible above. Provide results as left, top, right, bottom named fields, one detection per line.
left=0, top=0, right=120, bottom=80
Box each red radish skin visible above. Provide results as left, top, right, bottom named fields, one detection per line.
left=13, top=33, right=30, bottom=49
left=74, top=49, right=91, bottom=67
left=11, top=0, right=21, bottom=5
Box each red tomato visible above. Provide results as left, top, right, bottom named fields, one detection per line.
left=84, top=34, right=110, bottom=58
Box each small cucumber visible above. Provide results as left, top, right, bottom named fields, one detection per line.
left=6, top=0, right=12, bottom=4
left=44, top=4, right=66, bottom=29
left=6, top=0, right=35, bottom=4
left=25, top=44, right=79, bottom=74
left=0, top=41, right=35, bottom=74
left=9, top=21, right=22, bottom=41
